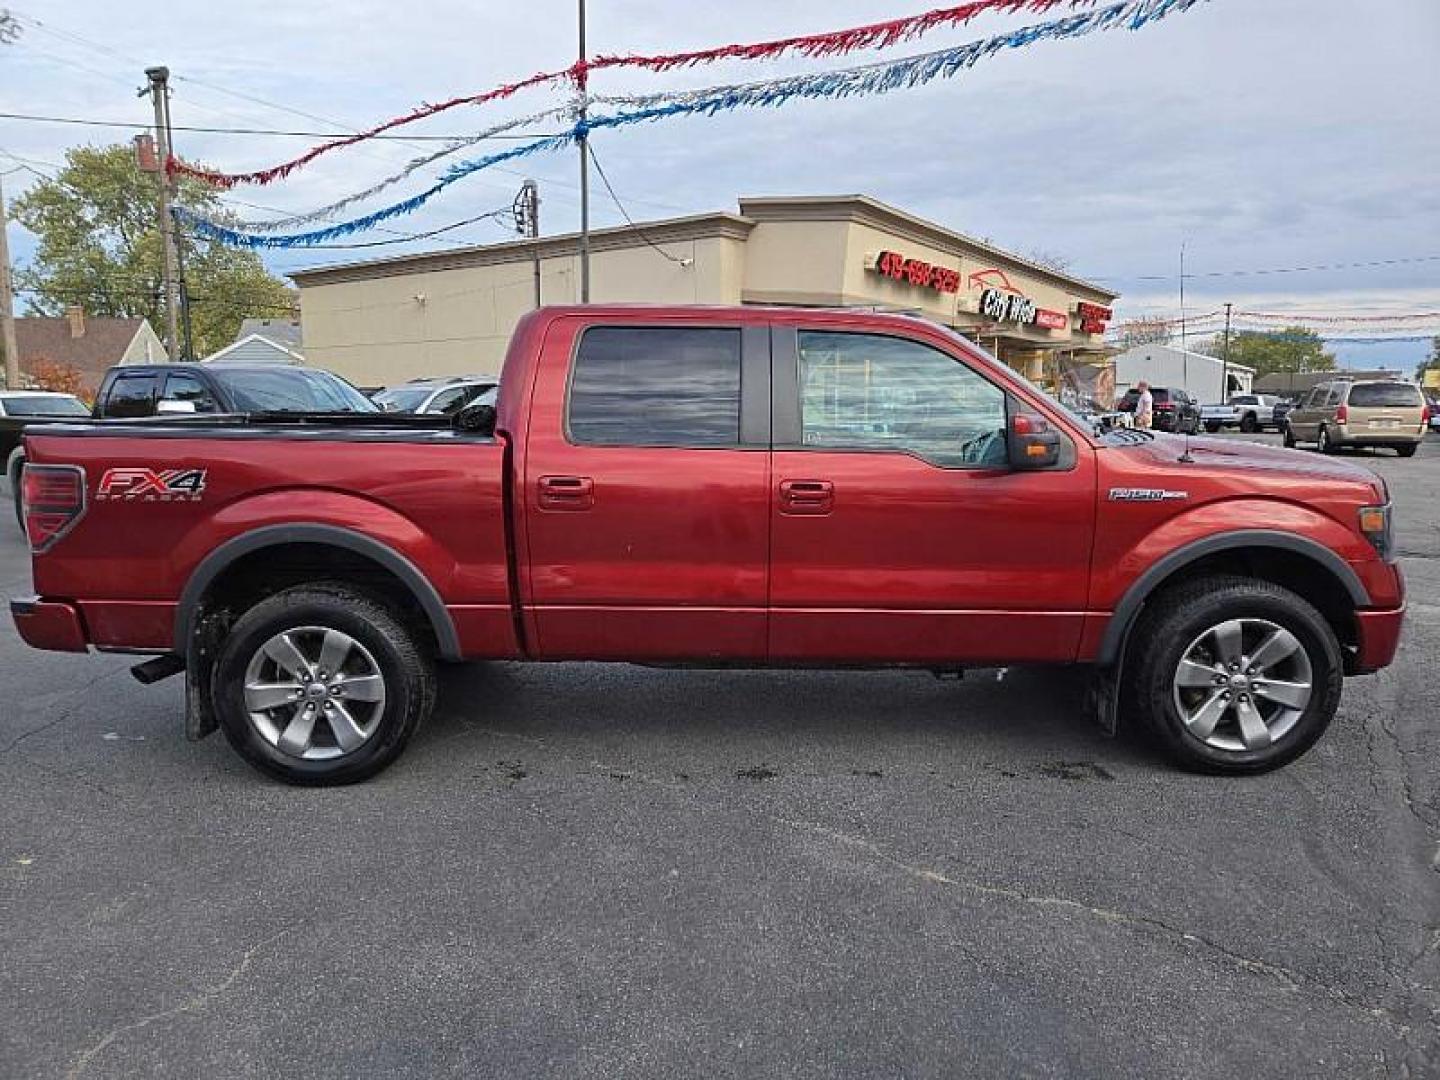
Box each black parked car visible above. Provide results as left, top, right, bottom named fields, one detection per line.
left=91, top=363, right=379, bottom=419
left=1116, top=386, right=1203, bottom=434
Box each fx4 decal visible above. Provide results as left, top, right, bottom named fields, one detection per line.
left=96, top=467, right=208, bottom=502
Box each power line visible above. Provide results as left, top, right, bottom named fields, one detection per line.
left=587, top=143, right=689, bottom=266
left=0, top=111, right=560, bottom=141
left=1088, top=254, right=1440, bottom=283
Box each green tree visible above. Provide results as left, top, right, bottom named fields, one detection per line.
left=1415, top=336, right=1440, bottom=384
left=1194, top=327, right=1338, bottom=379
left=13, top=144, right=295, bottom=358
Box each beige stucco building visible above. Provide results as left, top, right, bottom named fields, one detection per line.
left=290, top=195, right=1119, bottom=388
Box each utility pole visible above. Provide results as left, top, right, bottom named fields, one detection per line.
left=145, top=66, right=180, bottom=360
left=577, top=0, right=591, bottom=303
left=512, top=179, right=542, bottom=309
left=1221, top=301, right=1233, bottom=401
left=0, top=174, right=20, bottom=389
left=1178, top=241, right=1187, bottom=352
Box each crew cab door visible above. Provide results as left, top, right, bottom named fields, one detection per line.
left=521, top=319, right=771, bottom=660
left=767, top=325, right=1096, bottom=664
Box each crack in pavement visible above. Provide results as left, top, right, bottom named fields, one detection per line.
left=770, top=814, right=1432, bottom=1043
left=0, top=668, right=132, bottom=757
left=470, top=726, right=1434, bottom=1045
left=64, top=929, right=290, bottom=1079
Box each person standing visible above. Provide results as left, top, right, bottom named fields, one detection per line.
left=1135, top=380, right=1155, bottom=430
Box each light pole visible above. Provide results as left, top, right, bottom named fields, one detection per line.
left=577, top=0, right=591, bottom=303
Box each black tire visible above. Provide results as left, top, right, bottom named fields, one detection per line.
left=1396, top=444, right=1418, bottom=458
left=1317, top=425, right=1334, bottom=454
left=212, top=583, right=435, bottom=785
left=1240, top=413, right=1259, bottom=433
left=1204, top=422, right=1222, bottom=434
left=1282, top=424, right=1296, bottom=449
left=1124, top=575, right=1342, bottom=775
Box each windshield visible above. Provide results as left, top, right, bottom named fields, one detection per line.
left=372, top=387, right=433, bottom=413
left=1, top=394, right=90, bottom=417
left=211, top=368, right=378, bottom=413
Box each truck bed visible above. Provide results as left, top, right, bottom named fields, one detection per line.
left=21, top=418, right=516, bottom=657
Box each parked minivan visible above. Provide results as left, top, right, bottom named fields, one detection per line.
left=1284, top=378, right=1428, bottom=456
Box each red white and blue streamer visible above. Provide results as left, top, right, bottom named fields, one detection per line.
left=178, top=0, right=1208, bottom=248
left=169, top=0, right=1099, bottom=189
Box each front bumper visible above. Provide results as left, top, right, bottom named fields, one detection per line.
left=10, top=596, right=89, bottom=653
left=1351, top=605, right=1406, bottom=674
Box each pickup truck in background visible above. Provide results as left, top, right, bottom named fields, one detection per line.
left=90, top=363, right=379, bottom=420
left=3, top=390, right=91, bottom=525
left=1201, top=394, right=1283, bottom=433
left=11, top=306, right=1406, bottom=785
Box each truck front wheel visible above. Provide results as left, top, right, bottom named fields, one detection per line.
left=212, top=584, right=435, bottom=785
left=1125, top=575, right=1342, bottom=774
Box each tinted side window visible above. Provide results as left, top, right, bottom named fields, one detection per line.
left=798, top=331, right=1007, bottom=468
left=1325, top=385, right=1346, bottom=407
left=1349, top=383, right=1424, bottom=408
left=569, top=327, right=741, bottom=448
left=162, top=373, right=219, bottom=412
left=104, top=374, right=159, bottom=418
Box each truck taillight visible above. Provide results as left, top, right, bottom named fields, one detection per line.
left=21, top=464, right=87, bottom=553
left=1335, top=404, right=1348, bottom=423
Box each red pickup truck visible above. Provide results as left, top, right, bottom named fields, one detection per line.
left=11, top=306, right=1405, bottom=784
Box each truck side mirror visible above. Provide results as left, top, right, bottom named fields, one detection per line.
left=1008, top=412, right=1061, bottom=469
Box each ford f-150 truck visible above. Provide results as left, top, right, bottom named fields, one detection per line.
left=11, top=306, right=1406, bottom=785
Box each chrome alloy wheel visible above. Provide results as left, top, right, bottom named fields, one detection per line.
left=1171, top=618, right=1314, bottom=752
left=242, top=626, right=387, bottom=761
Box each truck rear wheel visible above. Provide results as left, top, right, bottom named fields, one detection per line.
left=1125, top=575, right=1342, bottom=774
left=212, top=584, right=435, bottom=785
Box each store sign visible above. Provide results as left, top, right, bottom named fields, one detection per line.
left=980, top=287, right=1037, bottom=325
left=1075, top=301, right=1113, bottom=335
left=1034, top=309, right=1069, bottom=331
left=872, top=250, right=961, bottom=294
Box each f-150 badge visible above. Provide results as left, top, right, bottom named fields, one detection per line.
left=96, top=467, right=208, bottom=502
left=1108, top=487, right=1189, bottom=502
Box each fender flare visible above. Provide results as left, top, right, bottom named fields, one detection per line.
left=5, top=445, right=23, bottom=485
left=174, top=523, right=461, bottom=660
left=1096, top=529, right=1370, bottom=665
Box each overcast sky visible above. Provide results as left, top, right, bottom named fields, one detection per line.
left=4, top=0, right=1438, bottom=367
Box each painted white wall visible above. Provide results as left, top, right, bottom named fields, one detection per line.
left=1112, top=344, right=1253, bottom=402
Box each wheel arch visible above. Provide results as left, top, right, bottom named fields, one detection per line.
left=175, top=524, right=461, bottom=661
left=1097, top=531, right=1369, bottom=666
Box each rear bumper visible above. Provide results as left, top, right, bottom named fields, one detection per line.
left=1334, top=426, right=1425, bottom=446
left=1351, top=605, right=1406, bottom=674
left=9, top=596, right=89, bottom=653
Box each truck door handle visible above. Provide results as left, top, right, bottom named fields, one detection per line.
left=538, top=475, right=594, bottom=511
left=779, top=479, right=834, bottom=515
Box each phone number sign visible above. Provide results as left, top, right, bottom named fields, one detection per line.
left=873, top=250, right=961, bottom=294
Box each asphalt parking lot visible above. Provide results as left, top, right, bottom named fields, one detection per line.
left=2, top=433, right=1437, bottom=1079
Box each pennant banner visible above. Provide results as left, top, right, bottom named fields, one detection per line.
left=223, top=104, right=576, bottom=233
left=183, top=0, right=1207, bottom=248
left=169, top=0, right=1098, bottom=189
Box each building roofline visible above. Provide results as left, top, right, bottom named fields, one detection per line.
left=736, top=194, right=1119, bottom=302
left=204, top=333, right=306, bottom=364
left=289, top=211, right=756, bottom=285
